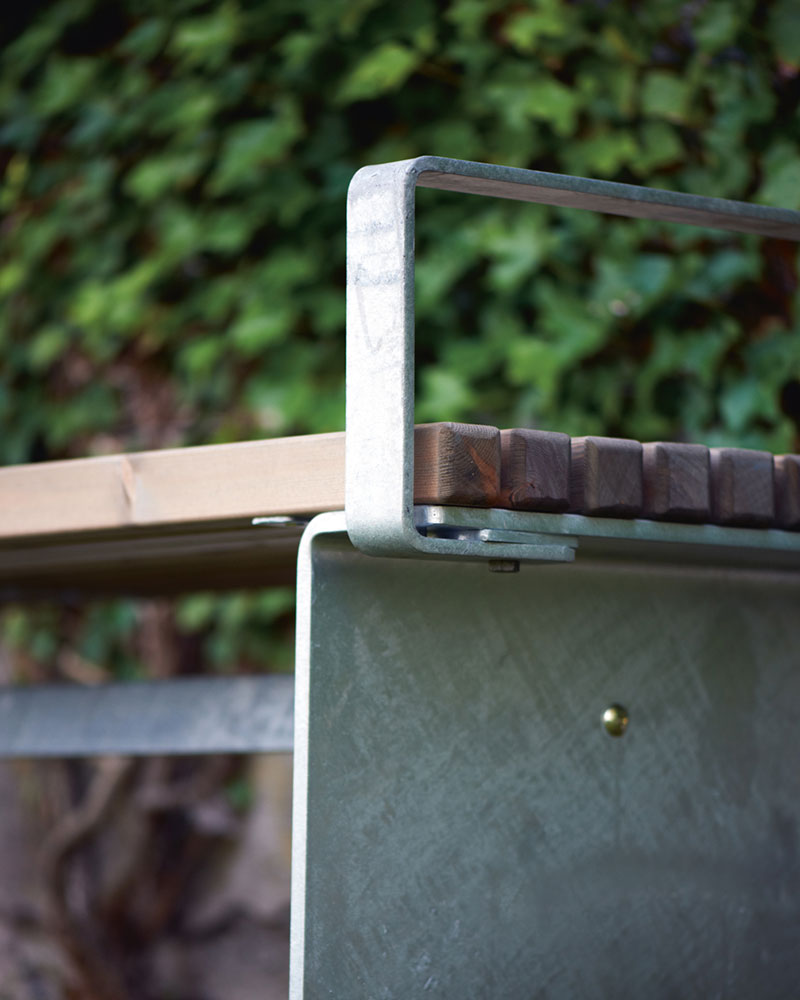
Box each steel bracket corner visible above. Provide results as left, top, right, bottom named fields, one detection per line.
left=344, top=156, right=800, bottom=562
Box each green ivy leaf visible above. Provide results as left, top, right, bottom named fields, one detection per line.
left=767, top=0, right=800, bottom=68
left=640, top=71, right=692, bottom=123
left=209, top=101, right=304, bottom=193
left=503, top=5, right=571, bottom=52
left=125, top=150, right=207, bottom=202
left=336, top=42, right=421, bottom=103
left=170, top=2, right=241, bottom=68
left=230, top=304, right=295, bottom=355
left=693, top=2, right=744, bottom=52
left=757, top=142, right=800, bottom=209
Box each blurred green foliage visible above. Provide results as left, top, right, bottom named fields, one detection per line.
left=1, top=0, right=799, bottom=676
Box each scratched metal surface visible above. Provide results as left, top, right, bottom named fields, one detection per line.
left=292, top=527, right=800, bottom=998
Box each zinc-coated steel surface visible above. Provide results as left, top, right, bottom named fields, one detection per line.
left=0, top=675, right=294, bottom=757
left=291, top=517, right=800, bottom=998
left=345, top=157, right=800, bottom=563
left=417, top=505, right=800, bottom=573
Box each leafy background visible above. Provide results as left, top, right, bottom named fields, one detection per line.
left=0, top=0, right=799, bottom=996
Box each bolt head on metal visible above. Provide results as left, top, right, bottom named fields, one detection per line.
left=488, top=559, right=520, bottom=573
left=603, top=703, right=629, bottom=738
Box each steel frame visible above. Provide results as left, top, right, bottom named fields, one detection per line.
left=345, top=156, right=800, bottom=561
left=290, top=157, right=800, bottom=996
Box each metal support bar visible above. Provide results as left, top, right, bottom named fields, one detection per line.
left=345, top=156, right=800, bottom=561
left=0, top=675, right=294, bottom=757
left=417, top=505, right=800, bottom=572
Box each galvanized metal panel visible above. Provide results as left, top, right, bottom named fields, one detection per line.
left=0, top=675, right=294, bottom=757
left=291, top=517, right=800, bottom=998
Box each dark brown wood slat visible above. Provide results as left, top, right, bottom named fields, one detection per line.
left=775, top=455, right=800, bottom=530
left=709, top=448, right=775, bottom=527
left=642, top=442, right=710, bottom=523
left=413, top=422, right=500, bottom=506
left=499, top=429, right=571, bottom=512
left=569, top=437, right=643, bottom=517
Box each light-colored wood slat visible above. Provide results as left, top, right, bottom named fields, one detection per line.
left=1, top=423, right=508, bottom=544
left=0, top=432, right=346, bottom=540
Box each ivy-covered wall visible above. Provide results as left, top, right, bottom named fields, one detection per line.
left=3, top=0, right=799, bottom=462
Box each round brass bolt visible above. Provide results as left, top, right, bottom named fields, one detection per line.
left=603, top=703, right=629, bottom=738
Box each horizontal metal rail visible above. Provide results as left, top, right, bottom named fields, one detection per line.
left=415, top=159, right=800, bottom=238
left=0, top=675, right=293, bottom=758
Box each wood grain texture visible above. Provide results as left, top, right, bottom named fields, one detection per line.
left=569, top=437, right=643, bottom=517
left=499, top=429, right=570, bottom=512
left=642, top=442, right=710, bottom=522
left=0, top=426, right=794, bottom=558
left=709, top=448, right=775, bottom=527
left=0, top=423, right=504, bottom=542
left=0, top=433, right=347, bottom=540
left=775, top=455, right=800, bottom=530
left=4, top=426, right=796, bottom=599
left=413, top=422, right=500, bottom=507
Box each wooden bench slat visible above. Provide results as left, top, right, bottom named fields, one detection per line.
left=569, top=436, right=643, bottom=517
left=775, top=455, right=800, bottom=530
left=642, top=442, right=710, bottom=523
left=1, top=428, right=797, bottom=556
left=709, top=448, right=775, bottom=528
left=0, top=433, right=347, bottom=540
left=413, top=423, right=500, bottom=507
left=498, top=429, right=571, bottom=512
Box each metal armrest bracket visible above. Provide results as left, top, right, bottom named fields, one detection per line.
left=345, top=156, right=800, bottom=561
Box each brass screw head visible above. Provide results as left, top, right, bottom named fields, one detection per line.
left=603, top=703, right=629, bottom=738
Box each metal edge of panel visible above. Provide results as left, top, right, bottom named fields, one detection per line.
left=0, top=674, right=295, bottom=758
left=345, top=155, right=800, bottom=565
left=289, top=511, right=348, bottom=1000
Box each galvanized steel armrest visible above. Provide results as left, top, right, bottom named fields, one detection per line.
left=345, top=156, right=800, bottom=559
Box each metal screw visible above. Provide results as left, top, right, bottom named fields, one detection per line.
left=603, top=703, right=629, bottom=738
left=488, top=559, right=520, bottom=573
